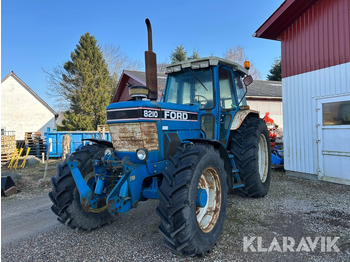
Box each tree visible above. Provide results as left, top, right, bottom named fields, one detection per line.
left=188, top=49, right=200, bottom=60
left=45, top=43, right=141, bottom=111
left=157, top=60, right=170, bottom=73
left=170, top=45, right=187, bottom=63
left=267, top=58, right=281, bottom=81
left=170, top=45, right=201, bottom=64
left=55, top=33, right=112, bottom=130
left=44, top=64, right=72, bottom=111
left=224, top=46, right=262, bottom=80
left=102, top=44, right=142, bottom=93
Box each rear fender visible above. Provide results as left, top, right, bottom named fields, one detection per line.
left=230, top=110, right=259, bottom=130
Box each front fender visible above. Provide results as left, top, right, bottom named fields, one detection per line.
left=82, top=138, right=113, bottom=148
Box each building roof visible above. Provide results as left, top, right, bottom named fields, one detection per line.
left=247, top=80, right=282, bottom=99
left=111, top=70, right=167, bottom=102
left=124, top=70, right=167, bottom=92
left=1, top=71, right=58, bottom=117
left=255, top=0, right=318, bottom=40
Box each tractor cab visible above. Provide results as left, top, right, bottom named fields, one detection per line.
left=163, top=56, right=253, bottom=145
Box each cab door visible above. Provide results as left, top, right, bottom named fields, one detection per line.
left=217, top=66, right=238, bottom=145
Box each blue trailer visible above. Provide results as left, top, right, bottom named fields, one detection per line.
left=45, top=128, right=111, bottom=157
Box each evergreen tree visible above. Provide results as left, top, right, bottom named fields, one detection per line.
left=188, top=49, right=200, bottom=60
left=61, top=33, right=112, bottom=130
left=267, top=58, right=281, bottom=81
left=170, top=45, right=187, bottom=63
left=170, top=45, right=201, bottom=63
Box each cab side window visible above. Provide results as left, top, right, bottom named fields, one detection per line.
left=219, top=67, right=237, bottom=109
left=235, top=75, right=246, bottom=106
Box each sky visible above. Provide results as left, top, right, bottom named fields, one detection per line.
left=1, top=0, right=284, bottom=111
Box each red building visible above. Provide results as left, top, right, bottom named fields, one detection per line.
left=255, top=0, right=350, bottom=185
left=112, top=70, right=166, bottom=103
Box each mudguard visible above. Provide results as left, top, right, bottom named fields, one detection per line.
left=230, top=109, right=259, bottom=130
left=82, top=138, right=113, bottom=148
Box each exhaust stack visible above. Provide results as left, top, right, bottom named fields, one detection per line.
left=145, top=18, right=158, bottom=101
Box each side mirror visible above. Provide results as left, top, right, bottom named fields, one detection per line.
left=243, top=75, right=253, bottom=86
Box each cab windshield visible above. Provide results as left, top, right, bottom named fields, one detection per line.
left=164, top=68, right=214, bottom=109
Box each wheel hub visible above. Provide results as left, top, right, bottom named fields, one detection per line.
left=196, top=188, right=208, bottom=208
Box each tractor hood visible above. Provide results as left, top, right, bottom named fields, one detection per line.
left=106, top=100, right=200, bottom=131
left=106, top=100, right=201, bottom=155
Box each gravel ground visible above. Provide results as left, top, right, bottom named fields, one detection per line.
left=1, top=170, right=350, bottom=262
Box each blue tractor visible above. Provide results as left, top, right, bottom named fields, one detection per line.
left=49, top=19, right=271, bottom=256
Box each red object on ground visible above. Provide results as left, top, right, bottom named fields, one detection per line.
left=263, top=112, right=274, bottom=124
left=263, top=113, right=277, bottom=149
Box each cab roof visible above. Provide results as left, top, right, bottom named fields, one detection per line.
left=166, top=56, right=248, bottom=75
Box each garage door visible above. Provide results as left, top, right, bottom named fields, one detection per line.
left=317, top=95, right=350, bottom=185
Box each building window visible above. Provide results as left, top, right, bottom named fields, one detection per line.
left=323, top=101, right=350, bottom=125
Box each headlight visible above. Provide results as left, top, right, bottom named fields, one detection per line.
left=191, top=61, right=209, bottom=69
left=136, top=148, right=148, bottom=161
left=105, top=148, right=114, bottom=155
left=173, top=65, right=182, bottom=72
left=166, top=65, right=182, bottom=73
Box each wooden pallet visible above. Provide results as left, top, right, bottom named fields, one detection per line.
left=26, top=141, right=45, bottom=146
left=1, top=153, right=13, bottom=165
left=27, top=145, right=46, bottom=157
left=1, top=144, right=16, bottom=153
left=97, top=125, right=109, bottom=132
left=25, top=132, right=42, bottom=142
left=24, top=132, right=46, bottom=157
left=25, top=132, right=41, bottom=136
left=1, top=135, right=16, bottom=154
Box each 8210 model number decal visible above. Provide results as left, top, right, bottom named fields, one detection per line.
left=143, top=110, right=159, bottom=118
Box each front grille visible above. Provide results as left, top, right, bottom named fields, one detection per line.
left=108, top=122, right=159, bottom=151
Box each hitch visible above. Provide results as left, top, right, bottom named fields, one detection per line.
left=68, top=154, right=135, bottom=215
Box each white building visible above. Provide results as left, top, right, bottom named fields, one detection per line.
left=1, top=71, right=58, bottom=140
left=247, top=80, right=283, bottom=129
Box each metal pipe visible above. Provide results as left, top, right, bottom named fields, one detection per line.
left=145, top=18, right=153, bottom=52
left=144, top=18, right=158, bottom=100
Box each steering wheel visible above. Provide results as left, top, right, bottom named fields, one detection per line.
left=194, top=95, right=208, bottom=108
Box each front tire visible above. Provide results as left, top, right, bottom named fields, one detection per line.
left=157, top=144, right=228, bottom=256
left=230, top=117, right=271, bottom=198
left=49, top=144, right=113, bottom=230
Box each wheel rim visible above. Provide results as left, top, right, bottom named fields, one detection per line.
left=196, top=167, right=221, bottom=233
left=83, top=170, right=107, bottom=213
left=84, top=170, right=96, bottom=190
left=258, top=134, right=269, bottom=182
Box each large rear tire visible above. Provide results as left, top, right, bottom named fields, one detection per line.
left=49, top=144, right=113, bottom=230
left=157, top=143, right=227, bottom=256
left=230, top=117, right=271, bottom=198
